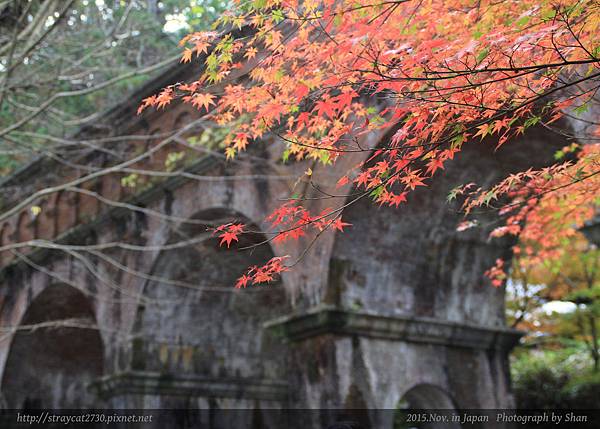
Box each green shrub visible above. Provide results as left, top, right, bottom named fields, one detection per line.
left=512, top=345, right=600, bottom=409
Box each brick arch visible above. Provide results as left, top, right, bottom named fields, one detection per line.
left=77, top=180, right=101, bottom=222
left=144, top=127, right=163, bottom=151
left=54, top=190, right=76, bottom=235
left=100, top=171, right=122, bottom=205
left=172, top=110, right=204, bottom=169
left=144, top=127, right=165, bottom=172
left=36, top=197, right=56, bottom=240
left=172, top=109, right=204, bottom=141
left=139, top=206, right=286, bottom=302
left=16, top=210, right=33, bottom=244
left=112, top=124, right=153, bottom=199
left=173, top=111, right=192, bottom=130
left=163, top=164, right=290, bottom=238
left=0, top=283, right=104, bottom=409
left=125, top=207, right=289, bottom=406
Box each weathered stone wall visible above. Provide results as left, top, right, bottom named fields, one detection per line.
left=0, top=64, right=573, bottom=428
left=0, top=88, right=300, bottom=418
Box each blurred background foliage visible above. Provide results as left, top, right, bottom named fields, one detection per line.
left=0, top=0, right=228, bottom=174
left=512, top=345, right=600, bottom=409
left=508, top=233, right=600, bottom=409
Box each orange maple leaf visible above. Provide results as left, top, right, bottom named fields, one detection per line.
left=191, top=93, right=216, bottom=111
left=181, top=49, right=193, bottom=63
left=244, top=47, right=258, bottom=60
left=156, top=89, right=173, bottom=109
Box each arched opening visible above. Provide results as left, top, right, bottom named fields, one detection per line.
left=1, top=284, right=104, bottom=409
left=144, top=127, right=166, bottom=172
left=167, top=112, right=197, bottom=170
left=173, top=110, right=204, bottom=142
left=16, top=211, right=33, bottom=244
left=77, top=180, right=101, bottom=222
left=36, top=198, right=55, bottom=240
left=131, top=208, right=288, bottom=382
left=55, top=191, right=75, bottom=235
left=173, top=111, right=192, bottom=131
left=394, top=384, right=460, bottom=429
left=100, top=171, right=123, bottom=205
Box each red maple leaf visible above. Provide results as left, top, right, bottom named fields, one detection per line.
left=389, top=192, right=407, bottom=207
left=295, top=83, right=310, bottom=100
left=219, top=231, right=239, bottom=248
left=235, top=274, right=251, bottom=289
left=228, top=223, right=245, bottom=234
left=313, top=97, right=336, bottom=119
left=331, top=218, right=351, bottom=232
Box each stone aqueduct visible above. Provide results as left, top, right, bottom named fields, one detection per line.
left=0, top=64, right=568, bottom=427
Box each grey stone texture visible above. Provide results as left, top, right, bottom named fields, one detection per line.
left=0, top=63, right=577, bottom=428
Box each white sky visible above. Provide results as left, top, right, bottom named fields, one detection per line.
left=542, top=300, right=577, bottom=314
left=163, top=13, right=189, bottom=33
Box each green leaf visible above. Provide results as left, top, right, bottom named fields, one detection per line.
left=476, top=47, right=489, bottom=63
left=447, top=186, right=461, bottom=202
left=369, top=186, right=383, bottom=199
left=319, top=151, right=332, bottom=165
left=541, top=8, right=556, bottom=21
left=483, top=190, right=497, bottom=205
left=205, top=53, right=218, bottom=71
left=516, top=15, right=531, bottom=27
left=451, top=132, right=465, bottom=149
left=524, top=115, right=541, bottom=128
left=271, top=9, right=285, bottom=23
left=573, top=102, right=591, bottom=115
left=121, top=174, right=139, bottom=188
